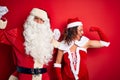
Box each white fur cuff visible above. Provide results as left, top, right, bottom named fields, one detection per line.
left=0, top=19, right=7, bottom=29
left=54, top=63, right=61, bottom=68
left=100, top=40, right=110, bottom=47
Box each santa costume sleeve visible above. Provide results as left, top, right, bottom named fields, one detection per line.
left=0, top=6, right=17, bottom=45
left=0, top=21, right=19, bottom=80
left=89, top=26, right=110, bottom=47
left=0, top=26, right=18, bottom=45
left=0, top=6, right=19, bottom=80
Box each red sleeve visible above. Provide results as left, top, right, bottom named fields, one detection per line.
left=0, top=28, right=18, bottom=45
left=54, top=67, right=62, bottom=80
left=89, top=27, right=109, bottom=42
left=12, top=70, right=19, bottom=77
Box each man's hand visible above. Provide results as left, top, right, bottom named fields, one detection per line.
left=51, top=38, right=60, bottom=48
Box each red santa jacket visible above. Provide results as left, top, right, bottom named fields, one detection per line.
left=0, top=27, right=50, bottom=80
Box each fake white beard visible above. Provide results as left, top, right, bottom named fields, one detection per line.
left=23, top=15, right=54, bottom=64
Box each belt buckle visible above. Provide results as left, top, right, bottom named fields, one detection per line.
left=34, top=68, right=41, bottom=75
left=31, top=69, right=35, bottom=74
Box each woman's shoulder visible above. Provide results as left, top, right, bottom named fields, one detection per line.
left=58, top=40, right=69, bottom=51
left=75, top=36, right=89, bottom=47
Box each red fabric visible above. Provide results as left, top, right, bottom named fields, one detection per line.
left=1, top=17, right=7, bottom=21
left=67, top=17, right=80, bottom=24
left=60, top=50, right=89, bottom=80
left=89, top=27, right=109, bottom=42
left=12, top=70, right=18, bottom=77
left=78, top=51, right=89, bottom=80
left=0, top=1, right=119, bottom=80
left=54, top=67, right=62, bottom=80
left=0, top=27, right=49, bottom=80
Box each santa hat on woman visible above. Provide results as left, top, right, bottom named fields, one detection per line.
left=67, top=17, right=83, bottom=28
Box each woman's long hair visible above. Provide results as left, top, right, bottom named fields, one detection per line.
left=63, top=26, right=78, bottom=45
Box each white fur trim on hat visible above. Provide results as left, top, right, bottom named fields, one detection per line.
left=67, top=22, right=83, bottom=28
left=30, top=8, right=49, bottom=21
left=0, top=19, right=7, bottom=29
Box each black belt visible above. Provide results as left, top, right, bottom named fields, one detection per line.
left=17, top=66, right=47, bottom=75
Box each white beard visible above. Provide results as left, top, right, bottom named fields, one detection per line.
left=23, top=15, right=54, bottom=65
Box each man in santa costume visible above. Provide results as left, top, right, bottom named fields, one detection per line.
left=54, top=17, right=110, bottom=80
left=0, top=7, right=60, bottom=80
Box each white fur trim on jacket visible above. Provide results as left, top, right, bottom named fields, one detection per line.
left=32, top=59, right=43, bottom=80
left=58, top=36, right=89, bottom=51
left=67, top=47, right=81, bottom=80
left=8, top=75, right=18, bottom=80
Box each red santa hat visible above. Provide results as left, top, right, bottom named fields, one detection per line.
left=67, top=17, right=83, bottom=28
left=30, top=8, right=49, bottom=21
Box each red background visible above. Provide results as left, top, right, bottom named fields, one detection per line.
left=0, top=0, right=120, bottom=80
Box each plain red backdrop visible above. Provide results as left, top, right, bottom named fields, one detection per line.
left=0, top=0, right=120, bottom=80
